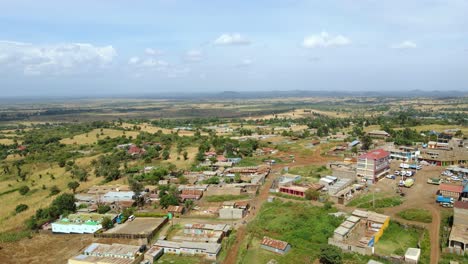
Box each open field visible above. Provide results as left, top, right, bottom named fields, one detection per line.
left=0, top=155, right=103, bottom=232
left=60, top=128, right=140, bottom=145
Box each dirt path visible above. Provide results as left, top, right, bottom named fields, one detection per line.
left=223, top=166, right=279, bottom=264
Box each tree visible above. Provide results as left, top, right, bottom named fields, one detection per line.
left=305, top=189, right=320, bottom=200
left=128, top=176, right=144, bottom=207
left=162, top=149, right=170, bottom=160
left=101, top=216, right=114, bottom=229
left=234, top=173, right=242, bottom=183
left=51, top=193, right=76, bottom=214
left=67, top=181, right=80, bottom=194
left=183, top=151, right=188, bottom=160
left=360, top=135, right=372, bottom=151
left=319, top=245, right=343, bottom=264
left=18, top=185, right=30, bottom=195
left=184, top=199, right=194, bottom=210
left=98, top=205, right=111, bottom=214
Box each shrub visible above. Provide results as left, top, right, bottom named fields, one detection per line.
left=18, top=186, right=30, bottom=195
left=15, top=204, right=29, bottom=213
left=97, top=205, right=111, bottom=214
left=49, top=186, right=60, bottom=196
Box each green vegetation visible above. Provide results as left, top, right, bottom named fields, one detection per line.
left=347, top=194, right=403, bottom=209
left=206, top=194, right=249, bottom=202
left=18, top=185, right=30, bottom=195
left=419, top=230, right=431, bottom=264
left=97, top=205, right=111, bottom=214
left=242, top=200, right=342, bottom=263
left=397, top=208, right=432, bottom=223
left=25, top=193, right=76, bottom=230
left=15, top=204, right=29, bottom=213
left=0, top=230, right=32, bottom=243
left=375, top=221, right=422, bottom=255
left=319, top=245, right=343, bottom=264
left=101, top=216, right=114, bottom=229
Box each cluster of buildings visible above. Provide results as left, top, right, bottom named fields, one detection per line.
left=328, top=209, right=390, bottom=255
left=149, top=223, right=232, bottom=261
left=447, top=201, right=468, bottom=254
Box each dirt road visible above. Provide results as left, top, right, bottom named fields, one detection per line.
left=223, top=165, right=280, bottom=264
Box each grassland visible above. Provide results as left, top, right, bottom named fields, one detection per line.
left=239, top=200, right=341, bottom=264
left=397, top=208, right=433, bottom=223
left=60, top=128, right=140, bottom=145
left=206, top=194, right=250, bottom=202
left=346, top=193, right=403, bottom=209
left=375, top=221, right=423, bottom=255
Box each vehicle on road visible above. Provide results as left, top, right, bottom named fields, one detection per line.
left=436, top=195, right=454, bottom=204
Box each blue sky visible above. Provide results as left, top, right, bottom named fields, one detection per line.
left=0, top=0, right=467, bottom=96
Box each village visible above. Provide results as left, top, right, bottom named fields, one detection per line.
left=1, top=120, right=464, bottom=264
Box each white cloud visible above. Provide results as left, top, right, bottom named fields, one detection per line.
left=0, top=40, right=116, bottom=75
left=145, top=48, right=163, bottom=56
left=184, top=49, right=203, bottom=62
left=214, top=33, right=251, bottom=46
left=128, top=56, right=140, bottom=65
left=141, top=58, right=169, bottom=68
left=237, top=58, right=253, bottom=67
left=302, top=32, right=351, bottom=48
left=391, top=40, right=417, bottom=49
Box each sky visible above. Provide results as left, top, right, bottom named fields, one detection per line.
left=0, top=0, right=467, bottom=97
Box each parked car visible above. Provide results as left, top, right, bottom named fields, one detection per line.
left=386, top=175, right=396, bottom=179
left=394, top=171, right=400, bottom=176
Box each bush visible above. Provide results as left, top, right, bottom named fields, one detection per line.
left=18, top=186, right=30, bottom=195
left=49, top=185, right=60, bottom=196
left=319, top=245, right=343, bottom=264
left=97, top=205, right=111, bottom=214
left=101, top=216, right=114, bottom=229
left=15, top=204, right=29, bottom=213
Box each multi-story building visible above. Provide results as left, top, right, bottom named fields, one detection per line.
left=356, top=149, right=390, bottom=184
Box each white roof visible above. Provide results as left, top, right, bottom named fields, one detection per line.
left=334, top=226, right=350, bottom=236
left=405, top=248, right=421, bottom=261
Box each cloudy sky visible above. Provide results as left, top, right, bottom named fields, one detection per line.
left=0, top=0, right=467, bottom=96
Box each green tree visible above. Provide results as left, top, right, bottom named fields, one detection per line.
left=97, top=205, right=111, bottom=214
left=360, top=135, right=372, bottom=151
left=305, top=189, right=320, bottom=200
left=319, top=245, right=343, bottom=264
left=183, top=151, right=188, bottom=160
left=101, top=216, right=114, bottom=229
left=162, top=149, right=170, bottom=160
left=51, top=193, right=76, bottom=214
left=67, top=181, right=80, bottom=194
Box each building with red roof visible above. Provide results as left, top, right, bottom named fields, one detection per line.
left=260, top=236, right=291, bottom=255
left=439, top=184, right=464, bottom=199
left=356, top=149, right=390, bottom=184
left=127, top=145, right=146, bottom=156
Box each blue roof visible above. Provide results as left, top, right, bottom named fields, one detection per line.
left=463, top=184, right=468, bottom=193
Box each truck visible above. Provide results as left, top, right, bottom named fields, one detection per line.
left=436, top=195, right=454, bottom=204
left=427, top=178, right=443, bottom=185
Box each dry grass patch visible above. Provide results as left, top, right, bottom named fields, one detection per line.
left=60, top=128, right=140, bottom=145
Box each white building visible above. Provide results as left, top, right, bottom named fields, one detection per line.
left=52, top=213, right=117, bottom=234
left=154, top=240, right=221, bottom=260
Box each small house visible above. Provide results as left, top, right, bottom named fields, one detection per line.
left=260, top=236, right=291, bottom=255
left=439, top=184, right=463, bottom=199
left=167, top=205, right=185, bottom=217
left=404, top=248, right=421, bottom=264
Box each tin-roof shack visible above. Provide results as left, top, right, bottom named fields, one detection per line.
left=260, top=236, right=291, bottom=255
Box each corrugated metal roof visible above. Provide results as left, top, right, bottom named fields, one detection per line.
left=260, top=236, right=289, bottom=251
